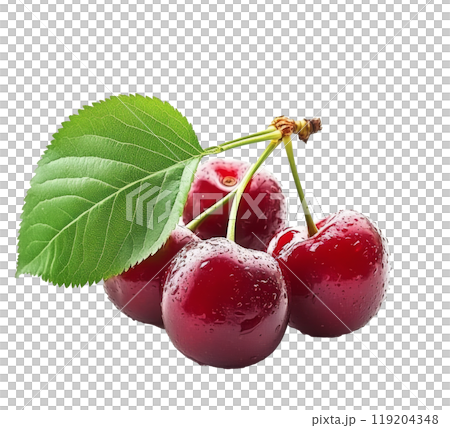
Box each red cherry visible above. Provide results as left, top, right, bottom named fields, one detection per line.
left=161, top=237, right=289, bottom=369
left=182, top=158, right=286, bottom=251
left=103, top=226, right=199, bottom=328
left=268, top=210, right=389, bottom=338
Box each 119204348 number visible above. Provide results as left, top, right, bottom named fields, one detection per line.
left=372, top=415, right=438, bottom=425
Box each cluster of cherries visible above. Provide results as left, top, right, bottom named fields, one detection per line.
left=103, top=119, right=389, bottom=369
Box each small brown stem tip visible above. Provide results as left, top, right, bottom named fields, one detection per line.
left=294, top=118, right=322, bottom=143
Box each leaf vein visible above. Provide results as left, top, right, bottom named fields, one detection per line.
left=93, top=193, right=117, bottom=275
left=104, top=116, right=185, bottom=161
left=71, top=209, right=91, bottom=280
left=36, top=176, right=121, bottom=191
left=26, top=223, right=60, bottom=233
left=59, top=220, right=78, bottom=278
left=66, top=133, right=185, bottom=164
left=126, top=104, right=203, bottom=155
left=30, top=194, right=97, bottom=214
left=38, top=155, right=154, bottom=176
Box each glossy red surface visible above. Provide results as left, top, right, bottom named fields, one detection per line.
left=266, top=226, right=308, bottom=256
left=103, top=226, right=199, bottom=328
left=161, top=238, right=289, bottom=369
left=182, top=158, right=286, bottom=251
left=268, top=210, right=389, bottom=337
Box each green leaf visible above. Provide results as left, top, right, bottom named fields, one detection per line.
left=17, top=94, right=205, bottom=286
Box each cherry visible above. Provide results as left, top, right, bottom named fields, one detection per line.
left=161, top=237, right=289, bottom=369
left=268, top=210, right=389, bottom=338
left=182, top=158, right=286, bottom=251
left=103, top=226, right=199, bottom=328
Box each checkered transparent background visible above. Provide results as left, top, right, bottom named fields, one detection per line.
left=1, top=0, right=448, bottom=410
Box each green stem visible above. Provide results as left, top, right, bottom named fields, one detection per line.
left=226, top=139, right=280, bottom=242
left=185, top=187, right=238, bottom=232
left=282, top=136, right=318, bottom=237
left=206, top=129, right=282, bottom=154
left=218, top=125, right=277, bottom=147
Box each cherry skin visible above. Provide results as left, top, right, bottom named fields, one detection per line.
left=161, top=237, right=289, bottom=369
left=182, top=158, right=286, bottom=251
left=103, top=226, right=199, bottom=328
left=268, top=210, right=389, bottom=338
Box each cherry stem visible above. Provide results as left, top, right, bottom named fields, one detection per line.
left=185, top=187, right=238, bottom=232
left=219, top=126, right=277, bottom=147
left=226, top=139, right=280, bottom=242
left=282, top=136, right=318, bottom=237
left=205, top=127, right=282, bottom=154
